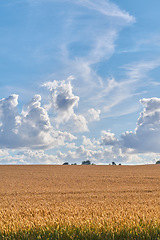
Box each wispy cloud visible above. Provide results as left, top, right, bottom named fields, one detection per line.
left=49, top=0, right=136, bottom=118
left=122, top=59, right=160, bottom=82
left=73, top=0, right=135, bottom=23
left=119, top=33, right=160, bottom=54
left=99, top=59, right=160, bottom=116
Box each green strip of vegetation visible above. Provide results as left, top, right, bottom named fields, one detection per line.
left=0, top=223, right=160, bottom=240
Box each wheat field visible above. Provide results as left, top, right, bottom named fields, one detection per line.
left=0, top=165, right=159, bottom=239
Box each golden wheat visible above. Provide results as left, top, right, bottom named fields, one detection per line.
left=0, top=165, right=159, bottom=233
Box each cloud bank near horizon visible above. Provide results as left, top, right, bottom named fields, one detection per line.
left=0, top=79, right=160, bottom=165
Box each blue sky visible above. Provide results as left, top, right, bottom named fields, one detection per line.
left=1, top=0, right=160, bottom=164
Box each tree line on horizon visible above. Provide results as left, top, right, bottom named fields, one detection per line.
left=63, top=160, right=121, bottom=165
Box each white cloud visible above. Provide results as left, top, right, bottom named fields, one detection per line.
left=43, top=78, right=89, bottom=132
left=67, top=145, right=104, bottom=163
left=55, top=130, right=77, bottom=146
left=1, top=92, right=160, bottom=164
left=121, top=97, right=160, bottom=153
left=140, top=97, right=160, bottom=113
left=123, top=59, right=160, bottom=82
left=82, top=136, right=93, bottom=146
left=101, top=59, right=160, bottom=116
left=74, top=0, right=135, bottom=24
left=57, top=144, right=144, bottom=165
left=42, top=78, right=79, bottom=123
left=71, top=114, right=89, bottom=132
left=0, top=150, right=9, bottom=157
left=0, top=94, right=76, bottom=150
left=0, top=145, right=155, bottom=165
left=65, top=142, right=78, bottom=149
left=100, top=130, right=118, bottom=145
left=17, top=150, right=60, bottom=164
left=87, top=108, right=101, bottom=122
left=27, top=0, right=135, bottom=25
left=82, top=136, right=100, bottom=149
left=56, top=150, right=67, bottom=160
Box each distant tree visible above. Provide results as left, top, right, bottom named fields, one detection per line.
left=119, top=163, right=121, bottom=165
left=82, top=160, right=91, bottom=165
left=156, top=160, right=160, bottom=164
left=63, top=162, right=69, bottom=165
left=112, top=161, right=116, bottom=165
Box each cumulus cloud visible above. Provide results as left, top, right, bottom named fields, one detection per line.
left=100, top=130, right=118, bottom=145
left=16, top=150, right=60, bottom=164
left=82, top=136, right=100, bottom=149
left=65, top=142, right=78, bottom=149
left=55, top=130, right=77, bottom=145
left=121, top=97, right=160, bottom=153
left=82, top=136, right=93, bottom=146
left=43, top=77, right=89, bottom=132
left=42, top=78, right=79, bottom=123
left=0, top=145, right=151, bottom=165
left=71, top=114, right=89, bottom=132
left=0, top=94, right=76, bottom=150
left=87, top=108, right=101, bottom=122
left=0, top=150, right=9, bottom=157
left=0, top=149, right=69, bottom=165
left=0, top=94, right=19, bottom=142
left=69, top=145, right=103, bottom=162
left=56, top=144, right=140, bottom=165
left=1, top=92, right=160, bottom=164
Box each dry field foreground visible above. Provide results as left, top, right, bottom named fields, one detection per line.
left=0, top=165, right=159, bottom=233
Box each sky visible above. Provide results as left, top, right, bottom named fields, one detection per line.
left=1, top=0, right=160, bottom=165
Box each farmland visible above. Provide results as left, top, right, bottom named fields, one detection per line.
left=0, top=165, right=159, bottom=239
